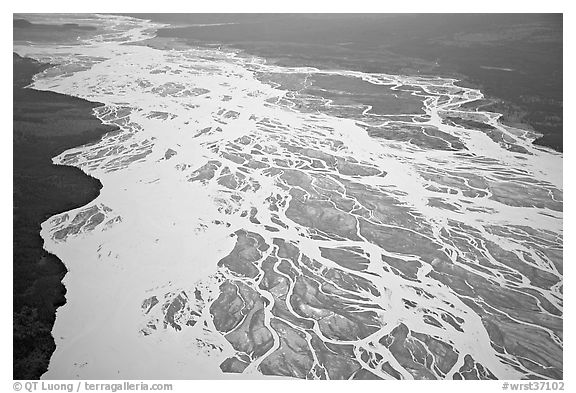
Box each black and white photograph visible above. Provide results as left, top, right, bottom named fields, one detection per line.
left=7, top=2, right=572, bottom=388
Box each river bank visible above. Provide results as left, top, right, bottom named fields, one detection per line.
left=13, top=53, right=118, bottom=379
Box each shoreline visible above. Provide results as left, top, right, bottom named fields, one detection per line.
left=148, top=15, right=562, bottom=154
left=449, top=77, right=561, bottom=153
left=139, top=35, right=559, bottom=154
left=13, top=52, right=118, bottom=379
